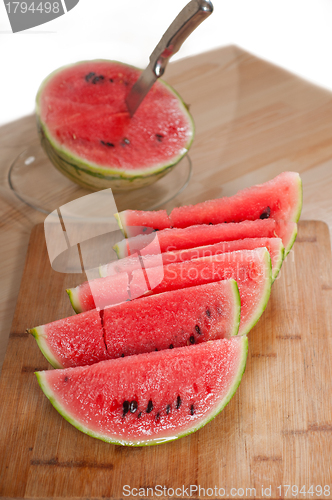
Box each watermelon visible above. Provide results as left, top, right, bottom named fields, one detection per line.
left=67, top=272, right=130, bottom=314
left=103, top=280, right=240, bottom=359
left=130, top=248, right=271, bottom=336
left=116, top=171, right=302, bottom=234
left=70, top=248, right=271, bottom=336
left=36, top=60, right=194, bottom=192
left=28, top=309, right=108, bottom=369
left=114, top=219, right=297, bottom=258
left=30, top=281, right=241, bottom=368
left=35, top=336, right=248, bottom=446
left=101, top=237, right=284, bottom=283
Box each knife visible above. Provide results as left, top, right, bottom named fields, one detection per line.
left=125, top=0, right=213, bottom=117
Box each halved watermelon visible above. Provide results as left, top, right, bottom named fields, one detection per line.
left=116, top=171, right=302, bottom=234
left=30, top=281, right=240, bottom=368
left=130, top=248, right=271, bottom=336
left=114, top=219, right=297, bottom=258
left=35, top=336, right=248, bottom=446
left=101, top=237, right=284, bottom=283
left=36, top=60, right=194, bottom=192
left=28, top=309, right=108, bottom=369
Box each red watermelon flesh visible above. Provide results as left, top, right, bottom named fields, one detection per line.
left=102, top=237, right=284, bottom=282
left=130, top=248, right=272, bottom=336
left=67, top=273, right=129, bottom=314
left=116, top=171, right=302, bottom=235
left=170, top=171, right=302, bottom=227
left=37, top=61, right=193, bottom=173
left=35, top=336, right=248, bottom=446
left=114, top=219, right=297, bottom=258
left=103, top=280, right=240, bottom=359
left=28, top=310, right=108, bottom=369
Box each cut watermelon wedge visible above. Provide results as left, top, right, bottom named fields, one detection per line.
left=116, top=171, right=302, bottom=235
left=30, top=281, right=241, bottom=368
left=102, top=237, right=284, bottom=283
left=130, top=248, right=271, bottom=336
left=35, top=336, right=248, bottom=446
left=114, top=219, right=297, bottom=259
left=103, top=280, right=240, bottom=359
left=28, top=310, right=108, bottom=369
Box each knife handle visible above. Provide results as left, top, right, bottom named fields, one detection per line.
left=149, top=0, right=213, bottom=78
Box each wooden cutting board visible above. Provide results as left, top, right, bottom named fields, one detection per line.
left=0, top=220, right=332, bottom=499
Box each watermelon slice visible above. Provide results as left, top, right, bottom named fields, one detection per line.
left=67, top=272, right=130, bottom=314
left=36, top=60, right=194, bottom=192
left=35, top=336, right=248, bottom=446
left=28, top=310, right=108, bottom=369
left=103, top=280, right=240, bottom=359
left=116, top=171, right=302, bottom=234
left=130, top=248, right=271, bottom=336
left=114, top=219, right=297, bottom=258
left=101, top=237, right=284, bottom=283
left=30, top=281, right=241, bottom=368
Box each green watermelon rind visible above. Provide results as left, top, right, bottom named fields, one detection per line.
left=66, top=288, right=82, bottom=314
left=35, top=60, right=195, bottom=192
left=35, top=336, right=248, bottom=447
left=28, top=327, right=63, bottom=369
left=271, top=241, right=285, bottom=282
left=284, top=223, right=298, bottom=257
left=235, top=247, right=272, bottom=336
left=292, top=174, right=303, bottom=223
left=229, top=279, right=241, bottom=338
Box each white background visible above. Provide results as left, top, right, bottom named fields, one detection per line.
left=1, top=0, right=332, bottom=126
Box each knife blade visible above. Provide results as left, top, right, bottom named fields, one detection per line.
left=126, top=0, right=213, bottom=117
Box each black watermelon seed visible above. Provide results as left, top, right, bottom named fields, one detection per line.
left=137, top=412, right=142, bottom=419
left=156, top=133, right=164, bottom=142
left=85, top=72, right=95, bottom=82
left=206, top=309, right=211, bottom=318
left=130, top=401, right=138, bottom=413
left=121, top=353, right=125, bottom=358
left=122, top=400, right=129, bottom=417
left=195, top=325, right=202, bottom=335
left=189, top=335, right=195, bottom=344
left=109, top=78, right=114, bottom=82
left=166, top=404, right=171, bottom=415
left=155, top=412, right=160, bottom=422
left=123, top=137, right=130, bottom=145
left=154, top=228, right=159, bottom=231
left=155, top=348, right=158, bottom=351
left=176, top=395, right=182, bottom=410
left=260, top=206, right=271, bottom=219
left=92, top=75, right=104, bottom=84
left=100, top=140, right=106, bottom=145
left=209, top=222, right=213, bottom=225
left=190, top=405, right=194, bottom=415
left=146, top=400, right=153, bottom=413
left=169, top=344, right=174, bottom=349
left=64, top=376, right=68, bottom=383
left=106, top=142, right=115, bottom=147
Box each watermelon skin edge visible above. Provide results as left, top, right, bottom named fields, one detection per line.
left=272, top=242, right=285, bottom=282
left=35, top=336, right=248, bottom=447
left=35, top=60, right=195, bottom=193
left=28, top=327, right=63, bottom=369
left=66, top=288, right=82, bottom=314
left=238, top=248, right=272, bottom=336
left=229, top=279, right=241, bottom=338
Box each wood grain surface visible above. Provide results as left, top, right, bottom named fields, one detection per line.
left=0, top=220, right=332, bottom=499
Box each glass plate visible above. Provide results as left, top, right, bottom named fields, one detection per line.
left=8, top=142, right=192, bottom=214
